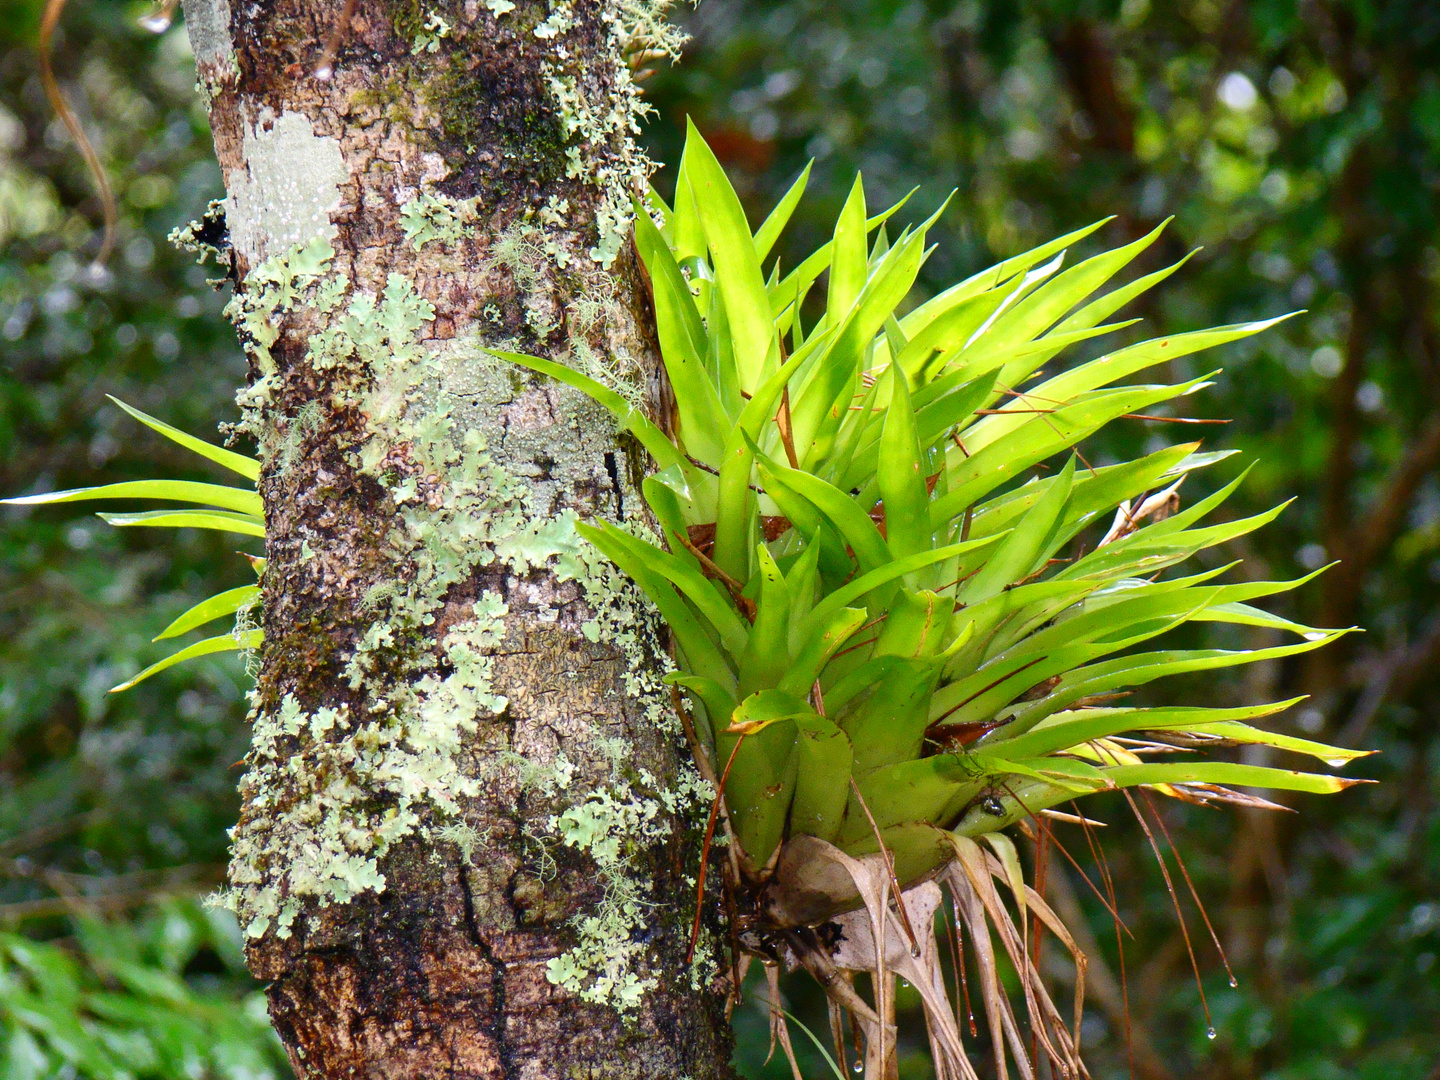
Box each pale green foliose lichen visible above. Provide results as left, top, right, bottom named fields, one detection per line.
left=168, top=198, right=228, bottom=264
left=400, top=192, right=480, bottom=250
left=544, top=768, right=712, bottom=1010
left=537, top=0, right=688, bottom=267
left=214, top=245, right=713, bottom=1012
left=412, top=11, right=452, bottom=53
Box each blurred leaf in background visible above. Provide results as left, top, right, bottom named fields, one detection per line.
left=642, top=0, right=1440, bottom=1076
left=0, top=0, right=276, bottom=1074
left=0, top=898, right=286, bottom=1079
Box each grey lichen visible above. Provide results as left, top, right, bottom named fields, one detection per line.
left=179, top=0, right=234, bottom=68
left=223, top=111, right=347, bottom=267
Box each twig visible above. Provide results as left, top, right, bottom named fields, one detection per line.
left=674, top=531, right=756, bottom=620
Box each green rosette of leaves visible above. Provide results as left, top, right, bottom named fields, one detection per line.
left=497, top=123, right=1368, bottom=922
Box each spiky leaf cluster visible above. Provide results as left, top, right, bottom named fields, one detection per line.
left=501, top=124, right=1366, bottom=899
left=3, top=397, right=263, bottom=692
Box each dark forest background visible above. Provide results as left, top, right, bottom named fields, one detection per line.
left=0, top=1, right=1436, bottom=1077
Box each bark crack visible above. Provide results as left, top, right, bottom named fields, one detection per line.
left=603, top=450, right=624, bottom=519
left=459, top=862, right=514, bottom=1080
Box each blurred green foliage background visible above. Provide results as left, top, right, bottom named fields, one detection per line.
left=0, top=0, right=1436, bottom=1077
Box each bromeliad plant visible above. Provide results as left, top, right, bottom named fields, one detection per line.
left=3, top=396, right=263, bottom=692
left=499, top=123, right=1368, bottom=1080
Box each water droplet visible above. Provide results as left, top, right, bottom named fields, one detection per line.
left=313, top=63, right=335, bottom=81
left=137, top=11, right=172, bottom=32
left=1228, top=976, right=1239, bottom=988
left=1206, top=1026, right=1217, bottom=1040
left=852, top=1058, right=865, bottom=1073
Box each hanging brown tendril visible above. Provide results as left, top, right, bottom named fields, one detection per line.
left=38, top=0, right=117, bottom=267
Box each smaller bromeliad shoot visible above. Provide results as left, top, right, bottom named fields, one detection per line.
left=498, top=123, right=1372, bottom=1080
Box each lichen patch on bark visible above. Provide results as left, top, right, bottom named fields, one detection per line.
left=178, top=0, right=233, bottom=67
left=225, top=111, right=348, bottom=266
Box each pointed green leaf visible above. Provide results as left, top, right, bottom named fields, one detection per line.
left=975, top=220, right=1172, bottom=372
left=754, top=160, right=812, bottom=261
left=959, top=456, right=1075, bottom=604
left=111, top=630, right=260, bottom=693
left=1006, top=632, right=1350, bottom=729
left=877, top=365, right=931, bottom=559
left=791, top=229, right=927, bottom=465
left=738, top=545, right=792, bottom=696
left=99, top=509, right=265, bottom=537
left=4, top=479, right=261, bottom=517
left=1054, top=249, right=1198, bottom=336
left=684, top=119, right=775, bottom=391
left=107, top=396, right=260, bottom=480
left=1184, top=721, right=1373, bottom=767
left=827, top=173, right=868, bottom=320
left=154, top=585, right=260, bottom=640
left=711, top=342, right=815, bottom=580
left=980, top=699, right=1305, bottom=760
left=633, top=202, right=729, bottom=464
left=900, top=217, right=1114, bottom=334
left=670, top=147, right=707, bottom=265
left=756, top=458, right=891, bottom=573
left=1102, top=761, right=1366, bottom=795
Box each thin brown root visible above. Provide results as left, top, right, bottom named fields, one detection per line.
left=313, top=0, right=359, bottom=80
left=1141, top=789, right=1238, bottom=988
left=687, top=734, right=746, bottom=965
left=1119, top=787, right=1213, bottom=1037
left=39, top=0, right=116, bottom=266
left=1073, top=800, right=1134, bottom=1078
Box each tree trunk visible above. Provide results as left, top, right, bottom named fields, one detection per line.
left=179, top=0, right=732, bottom=1075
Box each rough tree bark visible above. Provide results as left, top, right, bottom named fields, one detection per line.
left=177, top=0, right=732, bottom=1075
